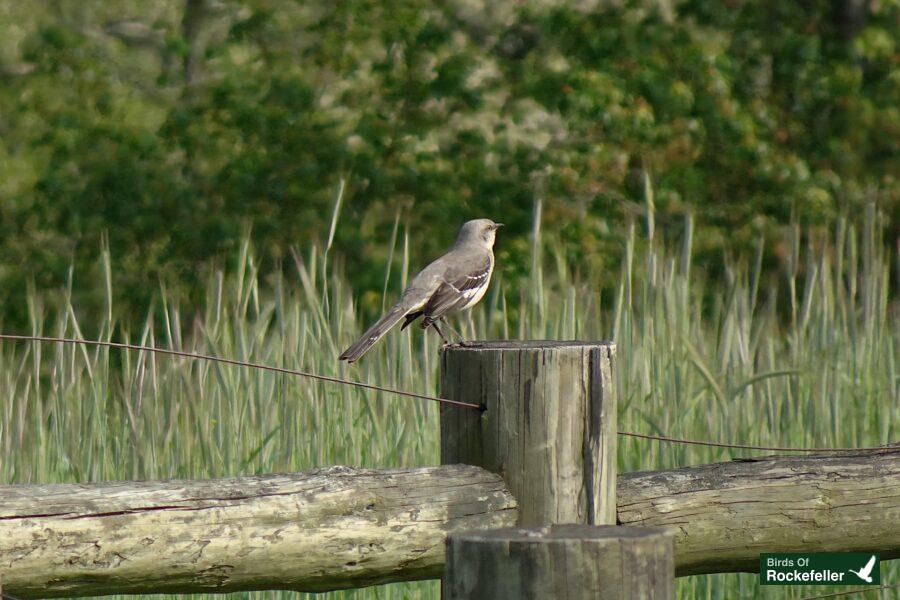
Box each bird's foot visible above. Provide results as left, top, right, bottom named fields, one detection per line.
left=441, top=340, right=476, bottom=349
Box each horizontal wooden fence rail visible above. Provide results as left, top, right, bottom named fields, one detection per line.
left=618, top=446, right=900, bottom=576
left=1, top=449, right=898, bottom=598
left=0, top=465, right=518, bottom=598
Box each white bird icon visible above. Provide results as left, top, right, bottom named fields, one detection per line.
left=848, top=555, right=877, bottom=583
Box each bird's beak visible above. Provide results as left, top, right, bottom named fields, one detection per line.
left=494, top=223, right=505, bottom=229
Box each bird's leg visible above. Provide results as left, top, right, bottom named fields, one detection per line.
left=429, top=320, right=450, bottom=346
left=441, top=318, right=472, bottom=346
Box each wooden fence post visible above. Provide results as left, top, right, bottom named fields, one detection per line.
left=440, top=341, right=617, bottom=525
left=443, top=525, right=675, bottom=599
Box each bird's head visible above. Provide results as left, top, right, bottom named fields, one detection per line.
left=456, top=219, right=504, bottom=248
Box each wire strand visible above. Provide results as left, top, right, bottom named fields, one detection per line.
left=0, top=334, right=481, bottom=410
left=617, top=431, right=897, bottom=454
left=1, top=334, right=896, bottom=453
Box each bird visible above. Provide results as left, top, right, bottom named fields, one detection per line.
left=848, top=555, right=877, bottom=583
left=339, top=218, right=503, bottom=363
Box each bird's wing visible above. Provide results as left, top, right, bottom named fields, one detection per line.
left=422, top=253, right=493, bottom=319
left=862, top=556, right=876, bottom=576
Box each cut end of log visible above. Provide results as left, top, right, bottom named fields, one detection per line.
left=442, top=340, right=615, bottom=350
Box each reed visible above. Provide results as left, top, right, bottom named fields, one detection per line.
left=1, top=196, right=896, bottom=599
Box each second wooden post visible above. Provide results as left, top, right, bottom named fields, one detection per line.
left=440, top=341, right=617, bottom=525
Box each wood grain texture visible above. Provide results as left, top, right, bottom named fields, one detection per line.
left=2, top=442, right=895, bottom=596
left=440, top=341, right=617, bottom=525
left=0, top=465, right=517, bottom=598
left=617, top=447, right=900, bottom=575
left=442, top=525, right=674, bottom=600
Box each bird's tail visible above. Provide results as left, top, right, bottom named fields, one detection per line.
left=339, top=304, right=408, bottom=363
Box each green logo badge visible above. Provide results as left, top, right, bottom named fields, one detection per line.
left=760, top=553, right=880, bottom=585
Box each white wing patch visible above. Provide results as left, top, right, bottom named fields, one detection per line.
left=451, top=268, right=493, bottom=309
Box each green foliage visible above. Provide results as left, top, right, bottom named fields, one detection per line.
left=0, top=0, right=897, bottom=323
left=0, top=4, right=897, bottom=596
left=1, top=205, right=897, bottom=599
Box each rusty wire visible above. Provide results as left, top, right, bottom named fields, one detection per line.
left=1, top=333, right=896, bottom=454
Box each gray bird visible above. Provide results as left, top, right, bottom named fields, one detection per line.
left=339, top=218, right=503, bottom=363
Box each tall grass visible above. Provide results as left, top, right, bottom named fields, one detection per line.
left=1, top=200, right=897, bottom=599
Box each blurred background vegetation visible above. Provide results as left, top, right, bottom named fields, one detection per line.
left=1, top=2, right=898, bottom=598
left=0, top=0, right=897, bottom=327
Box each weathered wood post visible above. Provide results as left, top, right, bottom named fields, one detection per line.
left=440, top=342, right=673, bottom=597
left=443, top=525, right=675, bottom=599
left=440, top=341, right=617, bottom=525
